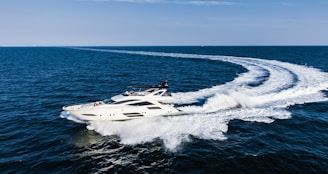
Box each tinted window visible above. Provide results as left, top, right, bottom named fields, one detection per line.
left=113, top=100, right=137, bottom=104
left=154, top=91, right=163, bottom=96
left=128, top=102, right=154, bottom=106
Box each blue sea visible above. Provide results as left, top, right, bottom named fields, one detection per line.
left=1, top=46, right=328, bottom=173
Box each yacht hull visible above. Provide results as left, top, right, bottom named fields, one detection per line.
left=63, top=101, right=180, bottom=121
left=62, top=81, right=180, bottom=122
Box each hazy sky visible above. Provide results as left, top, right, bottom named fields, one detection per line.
left=1, top=0, right=328, bottom=46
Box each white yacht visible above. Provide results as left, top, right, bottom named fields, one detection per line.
left=62, top=81, right=181, bottom=121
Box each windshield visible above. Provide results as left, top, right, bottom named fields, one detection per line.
left=103, top=99, right=113, bottom=104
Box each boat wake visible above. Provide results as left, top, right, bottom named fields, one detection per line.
left=71, top=48, right=328, bottom=150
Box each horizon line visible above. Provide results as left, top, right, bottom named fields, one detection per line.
left=1, top=45, right=328, bottom=48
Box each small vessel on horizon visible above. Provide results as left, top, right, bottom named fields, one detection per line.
left=62, top=81, right=181, bottom=122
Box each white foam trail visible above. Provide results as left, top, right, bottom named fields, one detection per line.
left=88, top=115, right=228, bottom=151
left=76, top=48, right=328, bottom=150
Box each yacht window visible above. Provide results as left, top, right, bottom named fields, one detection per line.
left=146, top=89, right=156, bottom=93
left=162, top=91, right=171, bottom=96
left=148, top=107, right=161, bottom=109
left=113, top=100, right=137, bottom=104
left=128, top=102, right=154, bottom=106
left=154, top=91, right=163, bottom=96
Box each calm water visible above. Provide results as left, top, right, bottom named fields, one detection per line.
left=1, top=46, right=328, bottom=173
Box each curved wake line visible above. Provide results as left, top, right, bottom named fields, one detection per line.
left=75, top=48, right=328, bottom=150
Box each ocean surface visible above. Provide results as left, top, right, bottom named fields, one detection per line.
left=1, top=46, right=328, bottom=173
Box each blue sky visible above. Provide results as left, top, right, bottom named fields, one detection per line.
left=1, top=0, right=328, bottom=46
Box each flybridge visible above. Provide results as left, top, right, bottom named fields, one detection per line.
left=122, top=81, right=171, bottom=97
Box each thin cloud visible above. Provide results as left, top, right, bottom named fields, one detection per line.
left=82, top=0, right=236, bottom=6
left=112, top=0, right=165, bottom=3
left=85, top=0, right=167, bottom=3
left=181, top=1, right=236, bottom=6
left=273, top=2, right=294, bottom=7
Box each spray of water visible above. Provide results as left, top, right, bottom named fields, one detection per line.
left=67, top=48, right=328, bottom=150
